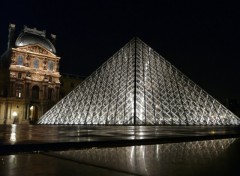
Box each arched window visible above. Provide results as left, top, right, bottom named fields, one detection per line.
left=48, top=61, right=54, bottom=71
left=33, top=58, right=39, bottom=69
left=17, top=55, right=24, bottom=65
left=32, top=85, right=39, bottom=99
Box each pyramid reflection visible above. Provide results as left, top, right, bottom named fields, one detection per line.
left=50, top=138, right=236, bottom=176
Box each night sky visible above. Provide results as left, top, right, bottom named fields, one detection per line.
left=1, top=0, right=240, bottom=103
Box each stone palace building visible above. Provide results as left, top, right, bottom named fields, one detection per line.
left=0, top=24, right=61, bottom=124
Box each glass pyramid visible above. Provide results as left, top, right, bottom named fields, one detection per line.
left=38, top=38, right=240, bottom=125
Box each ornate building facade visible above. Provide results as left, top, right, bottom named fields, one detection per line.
left=0, top=24, right=61, bottom=124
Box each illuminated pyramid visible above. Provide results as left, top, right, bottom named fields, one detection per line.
left=38, top=38, right=240, bottom=125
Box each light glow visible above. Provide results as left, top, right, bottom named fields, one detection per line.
left=12, top=112, right=18, bottom=117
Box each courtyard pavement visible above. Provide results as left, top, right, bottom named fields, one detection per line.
left=1, top=125, right=240, bottom=176
left=0, top=125, right=240, bottom=153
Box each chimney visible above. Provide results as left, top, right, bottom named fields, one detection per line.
left=7, top=23, right=16, bottom=50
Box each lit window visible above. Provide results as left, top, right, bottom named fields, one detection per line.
left=17, top=55, right=24, bottom=65
left=33, top=58, right=39, bottom=69
left=16, top=85, right=22, bottom=98
left=48, top=61, right=54, bottom=71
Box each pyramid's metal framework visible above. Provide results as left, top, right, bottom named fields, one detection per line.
left=38, top=38, right=240, bottom=125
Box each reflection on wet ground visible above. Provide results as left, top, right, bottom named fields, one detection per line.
left=0, top=125, right=240, bottom=146
left=49, top=138, right=238, bottom=176
left=0, top=154, right=134, bottom=176
left=1, top=138, right=240, bottom=176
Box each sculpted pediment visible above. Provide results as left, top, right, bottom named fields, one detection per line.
left=16, top=44, right=56, bottom=57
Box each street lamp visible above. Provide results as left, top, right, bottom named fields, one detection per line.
left=12, top=112, right=18, bottom=117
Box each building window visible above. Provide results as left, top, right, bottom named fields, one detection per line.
left=48, top=61, right=54, bottom=71
left=16, top=85, right=22, bottom=98
left=17, top=55, right=24, bottom=65
left=18, top=73, right=22, bottom=79
left=32, top=85, right=39, bottom=99
left=33, top=58, right=39, bottom=69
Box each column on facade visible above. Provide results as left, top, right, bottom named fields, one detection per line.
left=4, top=99, right=9, bottom=124
left=39, top=84, right=43, bottom=101
left=22, top=83, right=25, bottom=98
left=25, top=82, right=30, bottom=98
left=25, top=104, right=29, bottom=120
left=56, top=86, right=59, bottom=101
left=9, top=81, right=14, bottom=97
left=43, top=85, right=47, bottom=100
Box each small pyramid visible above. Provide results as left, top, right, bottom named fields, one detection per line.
left=38, top=38, right=240, bottom=125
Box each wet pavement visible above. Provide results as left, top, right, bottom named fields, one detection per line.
left=0, top=153, right=134, bottom=176
left=48, top=138, right=240, bottom=176
left=1, top=137, right=240, bottom=176
left=0, top=125, right=240, bottom=153
left=0, top=125, right=240, bottom=175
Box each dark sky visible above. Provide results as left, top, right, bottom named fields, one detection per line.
left=1, top=0, right=240, bottom=102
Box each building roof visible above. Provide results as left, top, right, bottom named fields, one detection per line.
left=15, top=26, right=56, bottom=53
